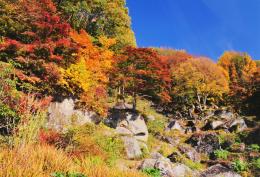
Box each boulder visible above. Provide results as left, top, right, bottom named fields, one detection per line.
left=147, top=115, right=155, bottom=121
left=214, top=109, right=235, bottom=120
left=165, top=120, right=184, bottom=132
left=203, top=118, right=247, bottom=132
left=154, top=158, right=175, bottom=177
left=113, top=102, right=133, bottom=110
left=171, top=164, right=198, bottom=177
left=186, top=132, right=220, bottom=154
left=140, top=154, right=198, bottom=177
left=211, top=120, right=225, bottom=129
left=105, top=109, right=149, bottom=142
left=127, top=113, right=148, bottom=142
left=47, top=98, right=99, bottom=131
left=122, top=136, right=142, bottom=159
left=228, top=118, right=247, bottom=132
left=178, top=145, right=201, bottom=162
left=106, top=108, right=149, bottom=159
left=200, top=164, right=241, bottom=177
left=115, top=127, right=133, bottom=136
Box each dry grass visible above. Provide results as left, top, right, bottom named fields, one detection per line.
left=79, top=157, right=147, bottom=177
left=0, top=143, right=147, bottom=177
left=0, top=144, right=77, bottom=177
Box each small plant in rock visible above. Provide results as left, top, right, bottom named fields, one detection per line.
left=232, top=159, right=248, bottom=172
left=142, top=168, right=161, bottom=177
left=52, top=172, right=87, bottom=177
left=147, top=119, right=166, bottom=135
left=249, top=144, right=260, bottom=152
left=252, top=158, right=260, bottom=169
left=213, top=149, right=229, bottom=160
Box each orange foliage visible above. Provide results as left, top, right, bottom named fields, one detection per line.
left=59, top=30, right=115, bottom=116
left=218, top=51, right=257, bottom=100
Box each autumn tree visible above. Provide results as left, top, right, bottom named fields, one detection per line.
left=56, top=0, right=136, bottom=51
left=59, top=30, right=115, bottom=116
left=172, top=57, right=229, bottom=112
left=154, top=48, right=192, bottom=67
left=218, top=51, right=257, bottom=111
left=0, top=0, right=76, bottom=95
left=112, top=47, right=171, bottom=110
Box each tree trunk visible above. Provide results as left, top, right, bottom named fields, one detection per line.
left=133, top=92, right=137, bottom=111
left=197, top=93, right=202, bottom=111
left=202, top=94, right=208, bottom=109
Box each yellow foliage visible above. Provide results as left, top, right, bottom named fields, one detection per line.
left=172, top=57, right=229, bottom=104
left=59, top=30, right=115, bottom=116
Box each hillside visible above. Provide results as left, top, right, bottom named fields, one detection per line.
left=0, top=0, right=259, bottom=177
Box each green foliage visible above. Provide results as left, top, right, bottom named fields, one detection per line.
left=147, top=119, right=166, bottom=135
left=232, top=160, right=248, bottom=172
left=213, top=149, right=229, bottom=160
left=52, top=172, right=87, bottom=177
left=182, top=158, right=204, bottom=170
left=142, top=168, right=161, bottom=177
left=95, top=134, right=124, bottom=166
left=57, top=0, right=136, bottom=51
left=252, top=158, right=260, bottom=169
left=249, top=144, right=260, bottom=152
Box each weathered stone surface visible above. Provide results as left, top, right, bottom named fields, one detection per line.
left=113, top=102, right=133, bottom=110
left=106, top=109, right=149, bottom=142
left=178, top=145, right=201, bottom=162
left=127, top=113, right=148, bottom=142
left=200, top=164, right=241, bottom=177
left=171, top=163, right=197, bottom=177
left=214, top=109, right=235, bottom=120
left=147, top=115, right=155, bottom=121
left=228, top=118, right=247, bottom=132
left=140, top=153, right=198, bottom=177
left=122, top=136, right=142, bottom=159
left=47, top=98, right=98, bottom=131
left=115, top=127, right=133, bottom=136
left=165, top=120, right=184, bottom=132
left=187, top=132, right=220, bottom=154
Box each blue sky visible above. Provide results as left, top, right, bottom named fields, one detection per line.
left=126, top=0, right=260, bottom=60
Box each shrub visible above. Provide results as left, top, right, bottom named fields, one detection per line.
left=252, top=158, right=260, bottom=169
left=232, top=160, right=248, bottom=172
left=142, top=168, right=161, bottom=177
left=52, top=172, right=86, bottom=177
left=249, top=144, right=260, bottom=152
left=95, top=135, right=124, bottom=166
left=213, top=149, right=229, bottom=160
left=147, top=119, right=166, bottom=135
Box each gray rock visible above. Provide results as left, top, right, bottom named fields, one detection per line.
left=122, top=136, right=142, bottom=159
left=171, top=163, right=198, bottom=177
left=106, top=110, right=149, bottom=142
left=115, top=127, right=133, bottom=136
left=211, top=120, right=225, bottom=129
left=126, top=113, right=148, bottom=142
left=165, top=120, right=184, bottom=132
left=147, top=115, right=155, bottom=121
left=187, top=132, right=220, bottom=154
left=200, top=164, right=241, bottom=177
left=113, top=102, right=133, bottom=110
left=154, top=159, right=175, bottom=177
left=47, top=98, right=98, bottom=131
left=140, top=153, right=198, bottom=177
left=228, top=118, right=247, bottom=132
left=139, top=159, right=157, bottom=169
left=178, top=145, right=201, bottom=162
left=214, top=110, right=235, bottom=120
